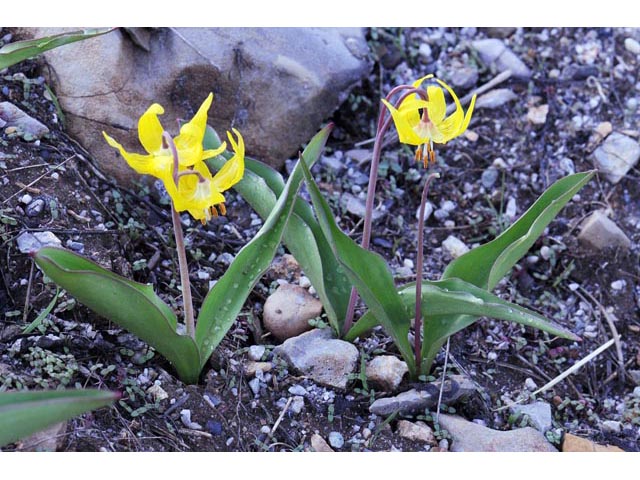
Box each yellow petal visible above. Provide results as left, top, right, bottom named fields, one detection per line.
left=173, top=163, right=225, bottom=221
left=103, top=131, right=168, bottom=176
left=382, top=99, right=424, bottom=146
left=459, top=94, right=477, bottom=133
left=202, top=142, right=228, bottom=160
left=411, top=73, right=434, bottom=89
left=425, top=86, right=446, bottom=124
left=211, top=129, right=245, bottom=192
left=138, top=103, right=165, bottom=155
left=173, top=122, right=204, bottom=166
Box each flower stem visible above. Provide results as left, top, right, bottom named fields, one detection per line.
left=172, top=205, right=196, bottom=339
left=163, top=132, right=196, bottom=340
left=414, top=172, right=439, bottom=373
left=342, top=87, right=428, bottom=336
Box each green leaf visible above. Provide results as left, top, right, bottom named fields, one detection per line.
left=299, top=153, right=416, bottom=376
left=205, top=125, right=351, bottom=335
left=442, top=171, right=595, bottom=290
left=0, top=28, right=116, bottom=70
left=0, top=389, right=118, bottom=447
left=33, top=248, right=200, bottom=384
left=195, top=127, right=332, bottom=367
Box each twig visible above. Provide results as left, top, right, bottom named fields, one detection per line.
left=435, top=338, right=451, bottom=424
left=22, top=260, right=35, bottom=324
left=578, top=286, right=626, bottom=381
left=2, top=156, right=75, bottom=205
left=445, top=69, right=513, bottom=115
left=270, top=397, right=293, bottom=436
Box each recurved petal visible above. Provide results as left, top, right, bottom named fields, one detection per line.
left=382, top=99, right=425, bottom=146
left=459, top=94, right=477, bottom=133
left=174, top=122, right=204, bottom=166
left=426, top=85, right=446, bottom=124
left=211, top=129, right=245, bottom=192
left=138, top=103, right=165, bottom=155
left=202, top=142, right=227, bottom=160
left=180, top=93, right=213, bottom=141
left=103, top=131, right=159, bottom=175
left=411, top=73, right=435, bottom=89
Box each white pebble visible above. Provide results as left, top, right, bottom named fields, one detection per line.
left=525, top=378, right=538, bottom=391
left=20, top=194, right=33, bottom=204
left=540, top=246, right=552, bottom=260
left=611, top=280, right=626, bottom=291
left=442, top=235, right=470, bottom=258
left=299, top=276, right=311, bottom=288
left=625, top=37, right=640, bottom=55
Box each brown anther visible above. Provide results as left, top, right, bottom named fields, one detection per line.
left=415, top=147, right=423, bottom=164
left=218, top=203, right=227, bottom=216
left=429, top=148, right=436, bottom=165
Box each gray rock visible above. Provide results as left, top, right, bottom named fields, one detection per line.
left=510, top=402, right=552, bottom=432
left=475, top=89, right=518, bottom=109
left=481, top=168, right=499, bottom=188
left=438, top=414, right=557, bottom=452
left=633, top=386, right=640, bottom=399
left=0, top=101, right=50, bottom=140
left=263, top=283, right=323, bottom=341
left=247, top=345, right=266, bottom=361
left=248, top=377, right=261, bottom=396
left=343, top=193, right=383, bottom=220
left=309, top=433, right=334, bottom=452
left=365, top=355, right=409, bottom=392
left=290, top=396, right=305, bottom=415
left=625, top=38, right=640, bottom=55
left=21, top=27, right=371, bottom=185
left=244, top=361, right=272, bottom=377
left=16, top=231, right=62, bottom=253
left=601, top=420, right=622, bottom=434
left=578, top=210, right=631, bottom=251
left=484, top=27, right=517, bottom=39
left=328, top=431, right=344, bottom=449
left=273, top=328, right=359, bottom=389
left=415, top=201, right=434, bottom=222
left=449, top=63, right=479, bottom=90
left=471, top=39, right=531, bottom=79
left=288, top=385, right=308, bottom=397
left=442, top=235, right=470, bottom=258
left=20, top=421, right=67, bottom=451
left=369, top=375, right=476, bottom=415
left=397, top=420, right=437, bottom=445
left=593, top=132, right=640, bottom=184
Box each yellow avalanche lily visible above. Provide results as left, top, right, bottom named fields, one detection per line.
left=103, top=93, right=245, bottom=223
left=382, top=74, right=476, bottom=167
left=102, top=92, right=227, bottom=189
left=171, top=129, right=245, bottom=223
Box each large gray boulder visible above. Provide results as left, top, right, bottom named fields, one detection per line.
left=20, top=27, right=371, bottom=185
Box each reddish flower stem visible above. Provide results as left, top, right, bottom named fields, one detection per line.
left=342, top=87, right=427, bottom=336
left=164, top=132, right=196, bottom=340
left=414, top=172, right=439, bottom=372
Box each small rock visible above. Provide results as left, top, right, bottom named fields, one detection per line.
left=624, top=37, right=640, bottom=55
left=475, top=89, right=518, bottom=109
left=288, top=385, right=308, bottom=396
left=527, top=104, right=549, bottom=125
left=601, top=420, right=622, bottom=434
left=26, top=198, right=46, bottom=217
left=263, top=284, right=323, bottom=341
left=633, top=386, right=640, bottom=399
left=418, top=43, right=433, bottom=62
left=328, top=431, right=344, bottom=449
left=290, top=396, right=305, bottom=414
left=481, top=168, right=499, bottom=188
left=206, top=420, right=223, bottom=436
left=248, top=377, right=261, bottom=396
left=16, top=231, right=62, bottom=253
left=365, top=355, right=409, bottom=391
left=247, top=345, right=266, bottom=361
left=442, top=235, right=470, bottom=258
left=510, top=402, right=552, bottom=432
left=611, top=279, right=626, bottom=291
left=484, top=27, right=517, bottom=38
left=369, top=375, right=476, bottom=415
left=578, top=210, right=631, bottom=251
left=20, top=194, right=33, bottom=204
left=215, top=252, right=235, bottom=266
left=415, top=201, right=434, bottom=221
left=310, top=433, right=334, bottom=452
left=180, top=409, right=202, bottom=430
left=524, top=377, right=538, bottom=392
left=344, top=149, right=371, bottom=165
left=450, top=63, right=479, bottom=90
left=593, top=132, right=640, bottom=183
left=464, top=130, right=479, bottom=142
left=505, top=197, right=517, bottom=220
left=0, top=101, right=50, bottom=140
left=343, top=193, right=383, bottom=220
left=20, top=422, right=67, bottom=452
left=146, top=384, right=169, bottom=402
left=562, top=433, right=624, bottom=452
left=438, top=414, right=556, bottom=452
left=298, top=276, right=311, bottom=288
left=472, top=38, right=531, bottom=79
left=244, top=361, right=272, bottom=377
left=397, top=420, right=436, bottom=445
left=273, top=328, right=359, bottom=389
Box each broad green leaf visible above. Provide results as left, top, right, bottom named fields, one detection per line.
left=443, top=171, right=595, bottom=290
left=0, top=389, right=118, bottom=447
left=352, top=278, right=580, bottom=374
left=299, top=154, right=416, bottom=376
left=0, top=28, right=116, bottom=70
left=33, top=248, right=200, bottom=384
left=195, top=127, right=332, bottom=367
left=205, top=125, right=351, bottom=334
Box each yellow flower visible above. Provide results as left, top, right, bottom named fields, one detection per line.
left=382, top=74, right=476, bottom=167
left=102, top=93, right=227, bottom=188
left=171, top=129, right=245, bottom=223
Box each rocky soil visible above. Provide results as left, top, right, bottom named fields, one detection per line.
left=1, top=27, right=639, bottom=452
